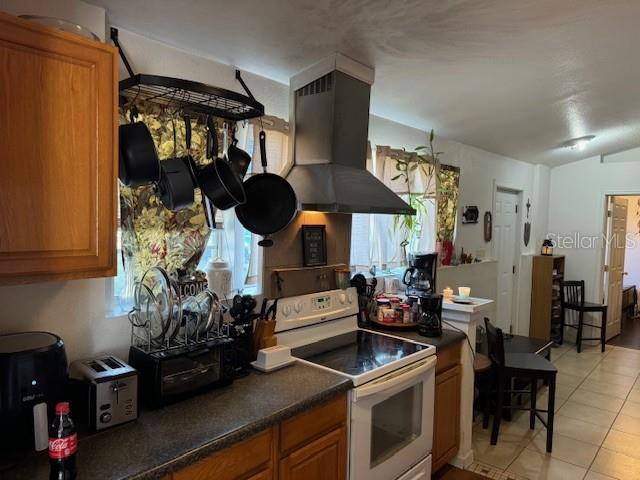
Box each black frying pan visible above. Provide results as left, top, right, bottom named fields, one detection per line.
left=235, top=130, right=297, bottom=247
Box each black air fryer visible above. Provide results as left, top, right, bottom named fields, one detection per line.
left=0, top=332, right=68, bottom=451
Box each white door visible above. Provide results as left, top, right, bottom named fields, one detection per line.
left=606, top=196, right=628, bottom=339
left=494, top=189, right=520, bottom=332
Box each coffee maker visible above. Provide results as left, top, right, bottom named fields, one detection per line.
left=418, top=294, right=443, bottom=337
left=403, top=252, right=438, bottom=296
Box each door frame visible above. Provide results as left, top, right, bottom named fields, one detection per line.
left=598, top=190, right=640, bottom=306
left=492, top=183, right=524, bottom=335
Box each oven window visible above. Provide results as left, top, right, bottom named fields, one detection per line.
left=370, top=381, right=423, bottom=467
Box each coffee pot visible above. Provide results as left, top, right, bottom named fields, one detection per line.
left=417, top=294, right=443, bottom=337
left=403, top=252, right=438, bottom=296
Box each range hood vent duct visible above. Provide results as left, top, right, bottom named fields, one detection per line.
left=286, top=56, right=415, bottom=215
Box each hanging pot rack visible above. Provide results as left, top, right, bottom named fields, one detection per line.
left=110, top=28, right=265, bottom=122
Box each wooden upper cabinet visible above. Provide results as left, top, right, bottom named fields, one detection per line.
left=0, top=12, right=117, bottom=285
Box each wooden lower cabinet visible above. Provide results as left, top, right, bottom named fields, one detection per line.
left=167, top=394, right=348, bottom=480
left=279, top=426, right=347, bottom=480
left=432, top=342, right=462, bottom=473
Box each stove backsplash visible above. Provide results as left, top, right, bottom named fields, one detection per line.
left=262, top=212, right=352, bottom=298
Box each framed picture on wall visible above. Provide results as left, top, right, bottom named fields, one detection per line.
left=301, top=225, right=327, bottom=267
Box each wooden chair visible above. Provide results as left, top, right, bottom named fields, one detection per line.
left=560, top=280, right=607, bottom=353
left=484, top=318, right=557, bottom=452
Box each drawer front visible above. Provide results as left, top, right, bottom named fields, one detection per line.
left=173, top=428, right=273, bottom=480
left=279, top=394, right=347, bottom=456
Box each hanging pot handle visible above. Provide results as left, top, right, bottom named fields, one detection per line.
left=206, top=116, right=217, bottom=159
left=183, top=114, right=192, bottom=152
left=259, top=130, right=268, bottom=173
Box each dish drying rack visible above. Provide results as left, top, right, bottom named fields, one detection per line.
left=128, top=266, right=231, bottom=354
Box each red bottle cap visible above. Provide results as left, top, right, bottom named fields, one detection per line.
left=55, top=402, right=70, bottom=415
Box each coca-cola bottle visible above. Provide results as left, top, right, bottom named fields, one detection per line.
left=48, top=402, right=77, bottom=480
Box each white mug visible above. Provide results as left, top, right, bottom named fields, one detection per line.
left=458, top=287, right=471, bottom=298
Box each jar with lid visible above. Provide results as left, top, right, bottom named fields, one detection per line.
left=402, top=304, right=411, bottom=323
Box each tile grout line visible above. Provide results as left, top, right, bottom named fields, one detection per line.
left=500, top=345, right=576, bottom=476
left=583, top=348, right=640, bottom=479
left=502, top=344, right=612, bottom=478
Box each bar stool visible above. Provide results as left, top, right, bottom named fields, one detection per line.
left=484, top=318, right=557, bottom=452
left=560, top=280, right=607, bottom=353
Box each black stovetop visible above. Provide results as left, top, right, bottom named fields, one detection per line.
left=291, top=330, right=428, bottom=377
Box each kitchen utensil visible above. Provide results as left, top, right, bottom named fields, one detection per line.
left=403, top=253, right=438, bottom=296
left=157, top=118, right=195, bottom=211
left=227, top=125, right=252, bottom=178
left=118, top=111, right=161, bottom=187
left=193, top=121, right=246, bottom=210
left=68, top=356, right=138, bottom=430
left=334, top=268, right=351, bottom=290
left=235, top=130, right=297, bottom=247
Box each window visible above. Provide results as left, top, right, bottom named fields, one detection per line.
left=108, top=115, right=289, bottom=316
left=350, top=144, right=456, bottom=272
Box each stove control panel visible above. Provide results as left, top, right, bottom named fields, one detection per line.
left=275, top=288, right=359, bottom=333
left=312, top=295, right=331, bottom=310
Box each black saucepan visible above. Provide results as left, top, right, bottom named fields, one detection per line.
left=235, top=130, right=297, bottom=247
left=227, top=126, right=252, bottom=179
left=119, top=112, right=161, bottom=187
left=193, top=119, right=246, bottom=210
left=157, top=118, right=195, bottom=211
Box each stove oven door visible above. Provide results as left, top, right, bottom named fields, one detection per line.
left=349, top=355, right=436, bottom=480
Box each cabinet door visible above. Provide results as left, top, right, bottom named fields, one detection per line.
left=279, top=427, right=347, bottom=480
left=432, top=365, right=461, bottom=472
left=0, top=12, right=117, bottom=285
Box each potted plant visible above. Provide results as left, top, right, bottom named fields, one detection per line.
left=392, top=129, right=446, bottom=263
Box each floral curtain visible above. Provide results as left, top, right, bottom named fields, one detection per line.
left=118, top=103, right=213, bottom=299
left=436, top=164, right=460, bottom=242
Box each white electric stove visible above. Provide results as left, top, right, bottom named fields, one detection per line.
left=275, top=288, right=436, bottom=480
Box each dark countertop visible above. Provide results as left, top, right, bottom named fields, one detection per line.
left=2, top=363, right=351, bottom=480
left=369, top=326, right=466, bottom=352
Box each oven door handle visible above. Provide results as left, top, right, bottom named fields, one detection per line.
left=353, top=355, right=436, bottom=401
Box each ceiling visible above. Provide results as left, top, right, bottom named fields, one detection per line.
left=90, top=0, right=640, bottom=166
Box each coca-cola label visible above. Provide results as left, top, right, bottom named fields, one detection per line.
left=48, top=433, right=77, bottom=459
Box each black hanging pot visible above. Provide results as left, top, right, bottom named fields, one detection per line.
left=157, top=117, right=195, bottom=211
left=235, top=130, right=297, bottom=247
left=227, top=125, right=252, bottom=179
left=118, top=109, right=161, bottom=187
left=193, top=118, right=246, bottom=210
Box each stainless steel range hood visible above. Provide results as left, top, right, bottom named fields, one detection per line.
left=286, top=55, right=415, bottom=215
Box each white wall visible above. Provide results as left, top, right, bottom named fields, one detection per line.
left=0, top=0, right=106, bottom=40
left=368, top=115, right=548, bottom=335
left=0, top=2, right=546, bottom=359
left=0, top=8, right=289, bottom=362
left=548, top=152, right=640, bottom=303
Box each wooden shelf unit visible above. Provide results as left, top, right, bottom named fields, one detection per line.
left=530, top=255, right=565, bottom=341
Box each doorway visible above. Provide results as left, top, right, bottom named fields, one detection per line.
left=494, top=188, right=521, bottom=333
left=604, top=195, right=640, bottom=349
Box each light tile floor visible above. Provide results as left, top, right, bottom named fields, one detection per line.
left=470, top=342, right=640, bottom=479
